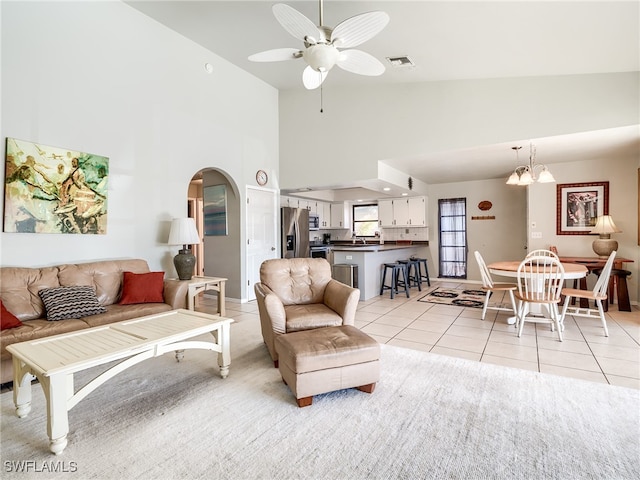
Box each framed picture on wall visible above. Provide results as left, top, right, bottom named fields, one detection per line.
left=4, top=137, right=109, bottom=234
left=556, top=181, right=609, bottom=235
left=204, top=184, right=227, bottom=236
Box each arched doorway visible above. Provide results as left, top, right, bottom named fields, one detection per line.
left=187, top=168, right=242, bottom=300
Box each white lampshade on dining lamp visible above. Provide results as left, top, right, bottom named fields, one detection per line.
left=590, top=215, right=622, bottom=257
left=167, top=218, right=201, bottom=280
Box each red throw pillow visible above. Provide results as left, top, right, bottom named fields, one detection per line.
left=119, top=271, right=165, bottom=305
left=1, top=300, right=23, bottom=330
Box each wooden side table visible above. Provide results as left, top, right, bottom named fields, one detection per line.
left=181, top=276, right=227, bottom=316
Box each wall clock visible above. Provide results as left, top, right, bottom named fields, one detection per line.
left=256, top=169, right=268, bottom=186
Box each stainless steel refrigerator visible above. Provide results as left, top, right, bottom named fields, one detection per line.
left=281, top=207, right=310, bottom=258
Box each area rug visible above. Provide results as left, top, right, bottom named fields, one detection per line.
left=1, top=318, right=638, bottom=479
left=418, top=286, right=497, bottom=308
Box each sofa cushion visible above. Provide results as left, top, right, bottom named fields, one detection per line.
left=57, top=259, right=151, bottom=306
left=119, top=271, right=165, bottom=305
left=39, top=286, right=107, bottom=321
left=1, top=300, right=22, bottom=330
left=0, top=266, right=60, bottom=320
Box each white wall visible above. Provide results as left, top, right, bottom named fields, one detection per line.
left=279, top=73, right=639, bottom=190
left=527, top=156, right=639, bottom=303
left=427, top=179, right=527, bottom=281
left=0, top=1, right=279, bottom=301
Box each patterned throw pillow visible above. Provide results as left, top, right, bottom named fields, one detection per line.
left=39, top=286, right=107, bottom=321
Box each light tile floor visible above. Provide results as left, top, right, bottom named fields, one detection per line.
left=4, top=281, right=636, bottom=394
left=215, top=279, right=640, bottom=390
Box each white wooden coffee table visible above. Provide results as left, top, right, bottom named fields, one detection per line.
left=7, top=309, right=233, bottom=455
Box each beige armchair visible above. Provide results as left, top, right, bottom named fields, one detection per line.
left=254, top=258, right=360, bottom=367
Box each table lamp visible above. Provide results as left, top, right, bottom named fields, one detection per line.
left=168, top=218, right=201, bottom=280
left=590, top=215, right=621, bottom=257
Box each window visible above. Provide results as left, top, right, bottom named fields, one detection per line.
left=352, top=204, right=378, bottom=237
left=438, top=198, right=467, bottom=278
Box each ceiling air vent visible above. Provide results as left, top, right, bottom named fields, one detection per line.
left=386, top=56, right=415, bottom=68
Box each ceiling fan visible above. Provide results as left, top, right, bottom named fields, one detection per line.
left=248, top=1, right=390, bottom=90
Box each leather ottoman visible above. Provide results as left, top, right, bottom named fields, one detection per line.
left=274, top=325, right=380, bottom=407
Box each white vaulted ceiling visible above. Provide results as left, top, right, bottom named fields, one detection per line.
left=126, top=1, right=639, bottom=190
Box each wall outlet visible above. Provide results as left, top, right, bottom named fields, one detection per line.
left=346, top=255, right=352, bottom=260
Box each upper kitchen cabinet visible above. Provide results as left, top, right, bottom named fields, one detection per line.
left=378, top=196, right=428, bottom=227
left=281, top=196, right=297, bottom=208
left=329, top=202, right=350, bottom=229
left=318, top=202, right=331, bottom=228
left=298, top=199, right=312, bottom=211
left=378, top=199, right=394, bottom=227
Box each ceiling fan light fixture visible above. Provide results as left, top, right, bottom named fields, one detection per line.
left=303, top=44, right=339, bottom=72
left=249, top=1, right=389, bottom=89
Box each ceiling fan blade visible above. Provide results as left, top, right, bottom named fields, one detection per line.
left=331, top=11, right=390, bottom=48
left=336, top=49, right=385, bottom=76
left=302, top=66, right=328, bottom=90
left=248, top=48, right=301, bottom=62
left=273, top=3, right=321, bottom=43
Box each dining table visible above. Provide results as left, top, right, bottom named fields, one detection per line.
left=487, top=260, right=588, bottom=322
left=488, top=261, right=589, bottom=280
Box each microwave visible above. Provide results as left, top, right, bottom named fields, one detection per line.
left=309, top=213, right=320, bottom=231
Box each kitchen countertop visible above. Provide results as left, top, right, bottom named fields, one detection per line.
left=329, top=244, right=422, bottom=252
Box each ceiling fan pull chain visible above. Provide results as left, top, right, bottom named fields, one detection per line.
left=320, top=83, right=324, bottom=113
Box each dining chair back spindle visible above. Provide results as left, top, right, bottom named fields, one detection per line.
left=525, top=249, right=559, bottom=260
left=474, top=251, right=518, bottom=321
left=514, top=255, right=566, bottom=341
left=560, top=251, right=617, bottom=337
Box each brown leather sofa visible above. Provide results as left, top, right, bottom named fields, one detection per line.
left=254, top=258, right=360, bottom=366
left=0, top=259, right=189, bottom=384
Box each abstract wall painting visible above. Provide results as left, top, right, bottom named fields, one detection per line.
left=4, top=138, right=109, bottom=234
left=203, top=184, right=228, bottom=236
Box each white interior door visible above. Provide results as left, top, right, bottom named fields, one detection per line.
left=246, top=186, right=278, bottom=301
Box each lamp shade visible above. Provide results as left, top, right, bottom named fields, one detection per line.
left=168, top=218, right=200, bottom=246
left=591, top=215, right=622, bottom=235
left=537, top=167, right=555, bottom=183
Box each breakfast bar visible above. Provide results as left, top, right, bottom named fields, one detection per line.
left=332, top=243, right=430, bottom=300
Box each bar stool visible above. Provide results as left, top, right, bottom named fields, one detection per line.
left=380, top=263, right=410, bottom=299
left=412, top=257, right=431, bottom=287
left=397, top=259, right=422, bottom=291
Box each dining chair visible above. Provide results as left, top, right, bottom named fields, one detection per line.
left=525, top=249, right=559, bottom=260
left=474, top=251, right=517, bottom=321
left=514, top=255, right=566, bottom=341
left=560, top=251, right=616, bottom=337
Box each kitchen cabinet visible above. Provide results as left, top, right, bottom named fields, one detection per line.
left=330, top=202, right=349, bottom=229
left=298, top=199, right=312, bottom=211
left=318, top=202, right=331, bottom=228
left=407, top=196, right=427, bottom=226
left=377, top=196, right=427, bottom=227
left=378, top=199, right=394, bottom=227
left=281, top=196, right=300, bottom=208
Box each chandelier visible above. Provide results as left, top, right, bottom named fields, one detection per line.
left=506, top=143, right=555, bottom=186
